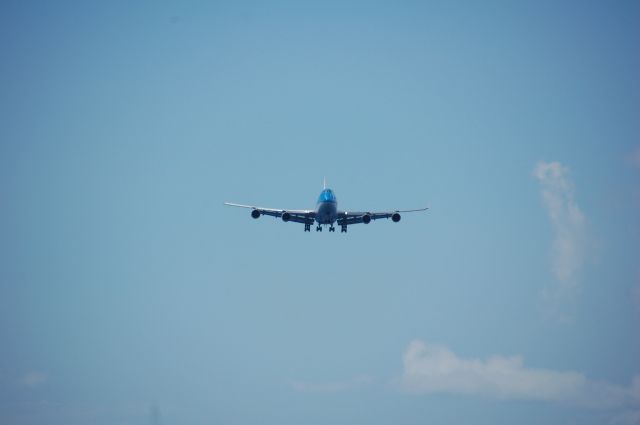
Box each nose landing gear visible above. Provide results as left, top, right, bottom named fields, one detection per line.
left=341, top=225, right=347, bottom=233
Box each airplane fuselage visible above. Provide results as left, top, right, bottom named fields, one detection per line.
left=315, top=188, right=338, bottom=224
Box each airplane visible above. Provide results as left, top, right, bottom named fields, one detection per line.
left=224, top=180, right=428, bottom=233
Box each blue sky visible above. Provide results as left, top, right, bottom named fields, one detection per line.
left=1, top=1, right=639, bottom=424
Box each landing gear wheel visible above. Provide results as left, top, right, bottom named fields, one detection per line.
left=316, top=226, right=322, bottom=232
left=329, top=226, right=335, bottom=232
left=341, top=225, right=348, bottom=233
left=304, top=224, right=311, bottom=232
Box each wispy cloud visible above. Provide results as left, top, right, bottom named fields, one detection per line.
left=399, top=340, right=640, bottom=409
left=291, top=375, right=373, bottom=393
left=20, top=371, right=47, bottom=388
left=533, top=161, right=587, bottom=294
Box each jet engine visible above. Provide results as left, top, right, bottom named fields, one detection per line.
left=281, top=211, right=291, bottom=222
left=251, top=209, right=261, bottom=219
left=392, top=212, right=401, bottom=222
left=362, top=213, right=371, bottom=224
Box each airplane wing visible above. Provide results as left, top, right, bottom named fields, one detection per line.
left=336, top=207, right=428, bottom=225
left=224, top=202, right=316, bottom=224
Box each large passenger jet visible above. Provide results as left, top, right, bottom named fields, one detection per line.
left=224, top=181, right=428, bottom=233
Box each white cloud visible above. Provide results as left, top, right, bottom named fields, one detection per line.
left=399, top=340, right=640, bottom=409
left=534, top=161, right=587, bottom=292
left=291, top=375, right=373, bottom=393
left=20, top=371, right=47, bottom=388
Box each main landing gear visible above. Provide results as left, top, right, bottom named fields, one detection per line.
left=305, top=224, right=346, bottom=233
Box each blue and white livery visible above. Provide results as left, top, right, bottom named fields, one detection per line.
left=224, top=181, right=428, bottom=233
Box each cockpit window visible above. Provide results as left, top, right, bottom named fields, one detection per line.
left=318, top=189, right=336, bottom=203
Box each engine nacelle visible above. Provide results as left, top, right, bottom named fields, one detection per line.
left=251, top=209, right=261, bottom=219
left=362, top=213, right=371, bottom=224
left=392, top=212, right=401, bottom=222
left=281, top=211, right=291, bottom=222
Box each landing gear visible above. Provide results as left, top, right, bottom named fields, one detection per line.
left=329, top=225, right=335, bottom=232
left=304, top=223, right=311, bottom=232
left=341, top=225, right=348, bottom=233
left=316, top=225, right=322, bottom=232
